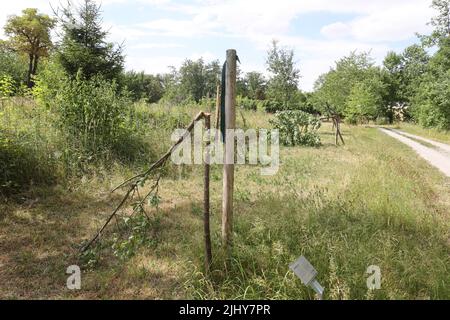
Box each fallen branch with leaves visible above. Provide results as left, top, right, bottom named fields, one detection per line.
left=82, top=111, right=210, bottom=252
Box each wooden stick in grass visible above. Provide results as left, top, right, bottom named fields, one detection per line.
left=203, top=113, right=212, bottom=272
left=83, top=111, right=208, bottom=252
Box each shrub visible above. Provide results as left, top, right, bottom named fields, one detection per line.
left=260, top=99, right=285, bottom=113
left=53, top=75, right=130, bottom=156
left=0, top=75, right=15, bottom=99
left=270, top=110, right=321, bottom=146
left=32, top=60, right=66, bottom=109
left=0, top=128, right=56, bottom=196
left=237, top=96, right=257, bottom=111
left=375, top=116, right=391, bottom=125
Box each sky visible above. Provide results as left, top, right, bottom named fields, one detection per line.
left=0, top=0, right=437, bottom=91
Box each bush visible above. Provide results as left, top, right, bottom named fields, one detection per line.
left=237, top=96, right=257, bottom=111
left=53, top=75, right=130, bottom=156
left=270, top=110, right=321, bottom=146
left=32, top=60, right=66, bottom=109
left=34, top=71, right=136, bottom=173
left=0, top=75, right=15, bottom=98
left=0, top=128, right=56, bottom=196
left=412, top=70, right=450, bottom=130
left=375, top=116, right=391, bottom=125
left=259, top=99, right=285, bottom=113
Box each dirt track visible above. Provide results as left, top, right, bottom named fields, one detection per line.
left=379, top=128, right=450, bottom=177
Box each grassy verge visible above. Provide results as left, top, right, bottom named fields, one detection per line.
left=394, top=122, right=450, bottom=144
left=0, top=108, right=449, bottom=299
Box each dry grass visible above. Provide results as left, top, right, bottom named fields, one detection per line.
left=394, top=122, right=450, bottom=144
left=0, top=108, right=449, bottom=299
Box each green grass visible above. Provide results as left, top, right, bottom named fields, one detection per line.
left=395, top=122, right=450, bottom=144
left=0, top=103, right=449, bottom=299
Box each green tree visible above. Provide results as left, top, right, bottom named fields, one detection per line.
left=420, top=0, right=450, bottom=46
left=174, top=58, right=220, bottom=102
left=346, top=71, right=387, bottom=123
left=4, top=8, right=55, bottom=87
left=0, top=75, right=15, bottom=99
left=412, top=38, right=450, bottom=129
left=383, top=51, right=403, bottom=106
left=244, top=71, right=266, bottom=100
left=56, top=0, right=124, bottom=80
left=410, top=1, right=450, bottom=129
left=266, top=40, right=300, bottom=109
left=401, top=45, right=430, bottom=100
left=314, top=51, right=374, bottom=115
left=0, top=41, right=28, bottom=90
left=122, top=71, right=165, bottom=103
left=179, top=59, right=206, bottom=102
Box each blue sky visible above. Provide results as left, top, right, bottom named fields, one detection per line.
left=0, top=0, right=436, bottom=91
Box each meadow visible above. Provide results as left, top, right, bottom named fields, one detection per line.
left=1, top=99, right=449, bottom=299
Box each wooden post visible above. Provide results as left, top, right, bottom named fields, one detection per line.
left=334, top=118, right=339, bottom=146
left=204, top=114, right=212, bottom=272
left=214, top=85, right=221, bottom=141
left=222, top=49, right=237, bottom=250
left=337, top=118, right=345, bottom=145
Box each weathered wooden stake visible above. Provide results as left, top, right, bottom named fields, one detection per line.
left=204, top=114, right=212, bottom=272
left=222, top=49, right=237, bottom=250
left=214, top=85, right=221, bottom=142
left=334, top=119, right=339, bottom=146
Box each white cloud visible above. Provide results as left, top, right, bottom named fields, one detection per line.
left=189, top=51, right=217, bottom=61
left=125, top=55, right=183, bottom=73
left=321, top=22, right=352, bottom=39
left=321, top=2, right=434, bottom=42
left=130, top=42, right=184, bottom=49
left=0, top=0, right=438, bottom=91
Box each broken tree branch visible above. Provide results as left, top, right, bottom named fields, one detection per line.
left=82, top=111, right=210, bottom=252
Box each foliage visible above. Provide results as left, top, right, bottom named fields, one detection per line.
left=0, top=42, right=28, bottom=89
left=0, top=130, right=55, bottom=196
left=419, top=0, right=450, bottom=46
left=345, top=71, right=388, bottom=124
left=178, top=58, right=220, bottom=102
left=241, top=71, right=267, bottom=100
left=412, top=41, right=450, bottom=130
left=314, top=51, right=376, bottom=116
left=270, top=110, right=321, bottom=146
left=159, top=59, right=220, bottom=104
left=237, top=96, right=257, bottom=111
left=111, top=213, right=161, bottom=260
left=266, top=40, right=301, bottom=109
left=409, top=2, right=450, bottom=130
left=258, top=99, right=284, bottom=113
left=3, top=8, right=56, bottom=87
left=0, top=102, right=58, bottom=196
left=53, top=74, right=130, bottom=158
left=32, top=58, right=67, bottom=109
left=0, top=75, right=15, bottom=98
left=122, top=71, right=164, bottom=103
left=56, top=0, right=124, bottom=81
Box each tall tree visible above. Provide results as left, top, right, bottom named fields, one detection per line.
left=244, top=71, right=267, bottom=100
left=314, top=51, right=374, bottom=115
left=4, top=8, right=55, bottom=87
left=122, top=71, right=164, bottom=103
left=421, top=0, right=450, bottom=46
left=177, top=58, right=220, bottom=102
left=383, top=51, right=404, bottom=106
left=56, top=0, right=124, bottom=80
left=411, top=0, right=450, bottom=129
left=400, top=45, right=430, bottom=101
left=0, top=40, right=28, bottom=87
left=266, top=40, right=300, bottom=109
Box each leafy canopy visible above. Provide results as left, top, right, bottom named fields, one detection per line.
left=56, top=0, right=124, bottom=80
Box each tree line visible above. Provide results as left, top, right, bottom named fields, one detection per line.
left=0, top=0, right=449, bottom=131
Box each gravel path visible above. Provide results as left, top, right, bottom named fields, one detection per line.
left=379, top=128, right=450, bottom=177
